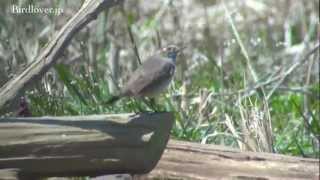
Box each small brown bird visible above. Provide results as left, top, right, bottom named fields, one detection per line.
left=106, top=45, right=181, bottom=104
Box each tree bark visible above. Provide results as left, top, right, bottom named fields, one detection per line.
left=0, top=0, right=124, bottom=113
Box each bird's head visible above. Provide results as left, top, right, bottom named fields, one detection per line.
left=161, top=45, right=183, bottom=63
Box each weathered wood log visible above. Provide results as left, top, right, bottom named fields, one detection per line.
left=0, top=112, right=174, bottom=179
left=0, top=169, right=20, bottom=180
left=0, top=0, right=124, bottom=113
left=143, top=140, right=319, bottom=180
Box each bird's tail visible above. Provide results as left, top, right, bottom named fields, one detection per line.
left=103, top=96, right=121, bottom=105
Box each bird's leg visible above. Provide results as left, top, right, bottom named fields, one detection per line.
left=149, top=97, right=159, bottom=111
left=141, top=98, right=152, bottom=111
left=140, top=98, right=156, bottom=112
left=131, top=98, right=145, bottom=113
left=143, top=97, right=163, bottom=112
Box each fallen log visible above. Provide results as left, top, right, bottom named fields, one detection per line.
left=0, top=112, right=174, bottom=179
left=1, top=113, right=318, bottom=180
left=144, top=140, right=319, bottom=180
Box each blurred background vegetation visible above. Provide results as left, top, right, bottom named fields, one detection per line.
left=0, top=0, right=319, bottom=158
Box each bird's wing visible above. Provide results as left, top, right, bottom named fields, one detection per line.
left=122, top=56, right=175, bottom=96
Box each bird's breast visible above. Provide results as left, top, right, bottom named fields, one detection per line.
left=139, top=75, right=174, bottom=97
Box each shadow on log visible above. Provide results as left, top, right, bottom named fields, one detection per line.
left=0, top=112, right=174, bottom=179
